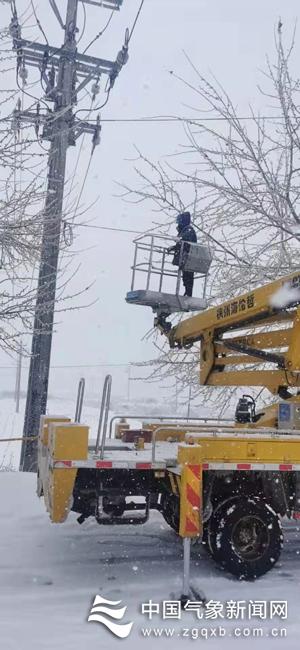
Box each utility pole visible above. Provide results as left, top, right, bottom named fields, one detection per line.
left=10, top=0, right=128, bottom=471
left=15, top=341, right=23, bottom=414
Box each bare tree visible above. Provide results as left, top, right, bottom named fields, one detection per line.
left=123, top=24, right=300, bottom=410
left=0, top=8, right=93, bottom=356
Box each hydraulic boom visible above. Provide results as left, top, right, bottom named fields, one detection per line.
left=157, top=269, right=300, bottom=397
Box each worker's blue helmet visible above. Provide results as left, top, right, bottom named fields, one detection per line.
left=176, top=211, right=191, bottom=231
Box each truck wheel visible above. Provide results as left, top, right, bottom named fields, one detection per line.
left=201, top=523, right=211, bottom=554
left=161, top=494, right=179, bottom=533
left=208, top=497, right=283, bottom=579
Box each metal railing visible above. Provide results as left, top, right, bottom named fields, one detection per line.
left=108, top=414, right=233, bottom=439
left=151, top=422, right=235, bottom=463
left=131, top=233, right=178, bottom=293
left=151, top=424, right=298, bottom=463
left=95, top=374, right=112, bottom=458
left=130, top=233, right=211, bottom=296
left=74, top=377, right=85, bottom=422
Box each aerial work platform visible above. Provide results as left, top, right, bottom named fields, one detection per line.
left=126, top=289, right=207, bottom=313
left=126, top=233, right=212, bottom=315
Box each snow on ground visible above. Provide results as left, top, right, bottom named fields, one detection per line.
left=0, top=471, right=300, bottom=650
left=0, top=394, right=298, bottom=648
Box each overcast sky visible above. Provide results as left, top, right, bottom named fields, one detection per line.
left=1, top=0, right=300, bottom=371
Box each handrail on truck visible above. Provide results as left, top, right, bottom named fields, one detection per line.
left=108, top=414, right=233, bottom=438
left=95, top=374, right=112, bottom=458
left=74, top=377, right=85, bottom=423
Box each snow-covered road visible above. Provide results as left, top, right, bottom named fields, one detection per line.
left=0, top=472, right=299, bottom=650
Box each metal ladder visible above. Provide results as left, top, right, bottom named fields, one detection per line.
left=95, top=374, right=112, bottom=458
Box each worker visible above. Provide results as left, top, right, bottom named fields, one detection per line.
left=168, top=211, right=197, bottom=297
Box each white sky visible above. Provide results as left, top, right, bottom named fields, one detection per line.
left=1, top=0, right=299, bottom=369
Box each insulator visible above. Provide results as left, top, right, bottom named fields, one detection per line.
left=91, top=82, right=100, bottom=97
left=9, top=16, right=21, bottom=42
left=93, top=132, right=101, bottom=147
left=116, top=45, right=129, bottom=68
left=19, top=65, right=28, bottom=83
left=41, top=50, right=49, bottom=73
left=92, top=115, right=101, bottom=150
left=48, top=65, right=55, bottom=88
left=11, top=115, right=18, bottom=133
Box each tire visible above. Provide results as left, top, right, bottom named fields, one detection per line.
left=161, top=494, right=179, bottom=533
left=208, top=497, right=283, bottom=580
left=201, top=523, right=211, bottom=554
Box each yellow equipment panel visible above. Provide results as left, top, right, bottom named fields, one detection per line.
left=178, top=434, right=300, bottom=465
left=40, top=422, right=89, bottom=523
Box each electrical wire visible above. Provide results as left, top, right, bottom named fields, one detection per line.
left=74, top=87, right=111, bottom=117
left=83, top=9, right=114, bottom=54
left=9, top=1, right=51, bottom=110
left=66, top=90, right=111, bottom=228
left=128, top=0, right=145, bottom=43
left=30, top=0, right=49, bottom=45
left=77, top=224, right=144, bottom=234
left=65, top=93, right=96, bottom=217
left=0, top=362, right=137, bottom=369
left=69, top=149, right=94, bottom=226
left=75, top=0, right=145, bottom=118
left=77, top=1, right=87, bottom=46
left=84, top=114, right=288, bottom=124
left=15, top=73, right=49, bottom=111
left=0, top=112, right=292, bottom=126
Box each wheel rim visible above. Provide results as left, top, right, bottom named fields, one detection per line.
left=231, top=515, right=270, bottom=560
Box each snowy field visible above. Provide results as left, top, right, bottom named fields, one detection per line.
left=1, top=395, right=299, bottom=649
left=0, top=472, right=300, bottom=650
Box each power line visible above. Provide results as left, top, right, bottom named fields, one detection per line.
left=0, top=362, right=138, bottom=369
left=87, top=114, right=287, bottom=124
left=71, top=0, right=145, bottom=119
left=77, top=223, right=144, bottom=234
left=77, top=1, right=87, bottom=45
left=65, top=89, right=100, bottom=217
left=73, top=86, right=111, bottom=117
left=0, top=112, right=289, bottom=126
left=69, top=147, right=94, bottom=224
left=128, top=0, right=145, bottom=43
left=83, top=8, right=114, bottom=54
left=30, top=1, right=49, bottom=45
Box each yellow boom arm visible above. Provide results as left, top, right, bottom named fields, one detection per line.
left=163, top=270, right=300, bottom=395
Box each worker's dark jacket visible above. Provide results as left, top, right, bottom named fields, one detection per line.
left=170, top=225, right=197, bottom=268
